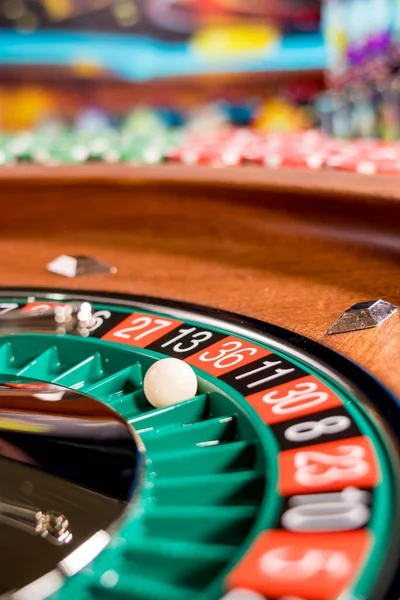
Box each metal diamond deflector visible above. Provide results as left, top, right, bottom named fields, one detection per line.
left=46, top=255, right=117, bottom=278
left=326, top=299, right=398, bottom=335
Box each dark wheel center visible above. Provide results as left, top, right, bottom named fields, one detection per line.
left=0, top=376, right=142, bottom=598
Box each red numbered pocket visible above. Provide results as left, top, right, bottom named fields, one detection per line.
left=246, top=375, right=343, bottom=425
left=186, top=336, right=270, bottom=377
left=21, top=302, right=66, bottom=313
left=278, top=436, right=380, bottom=495
left=102, top=312, right=182, bottom=348
left=226, top=529, right=371, bottom=600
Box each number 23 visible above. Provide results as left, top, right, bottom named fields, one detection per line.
left=294, top=445, right=369, bottom=487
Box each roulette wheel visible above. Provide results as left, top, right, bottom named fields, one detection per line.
left=1, top=163, right=400, bottom=600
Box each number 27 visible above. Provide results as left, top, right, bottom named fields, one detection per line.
left=113, top=316, right=172, bottom=340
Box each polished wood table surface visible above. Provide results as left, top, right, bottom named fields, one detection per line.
left=2, top=165, right=400, bottom=395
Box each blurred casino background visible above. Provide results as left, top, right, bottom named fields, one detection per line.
left=0, top=0, right=399, bottom=169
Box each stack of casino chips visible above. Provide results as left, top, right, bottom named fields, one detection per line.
left=0, top=111, right=186, bottom=166
left=0, top=98, right=318, bottom=166
left=169, top=128, right=400, bottom=174
left=1, top=103, right=400, bottom=174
